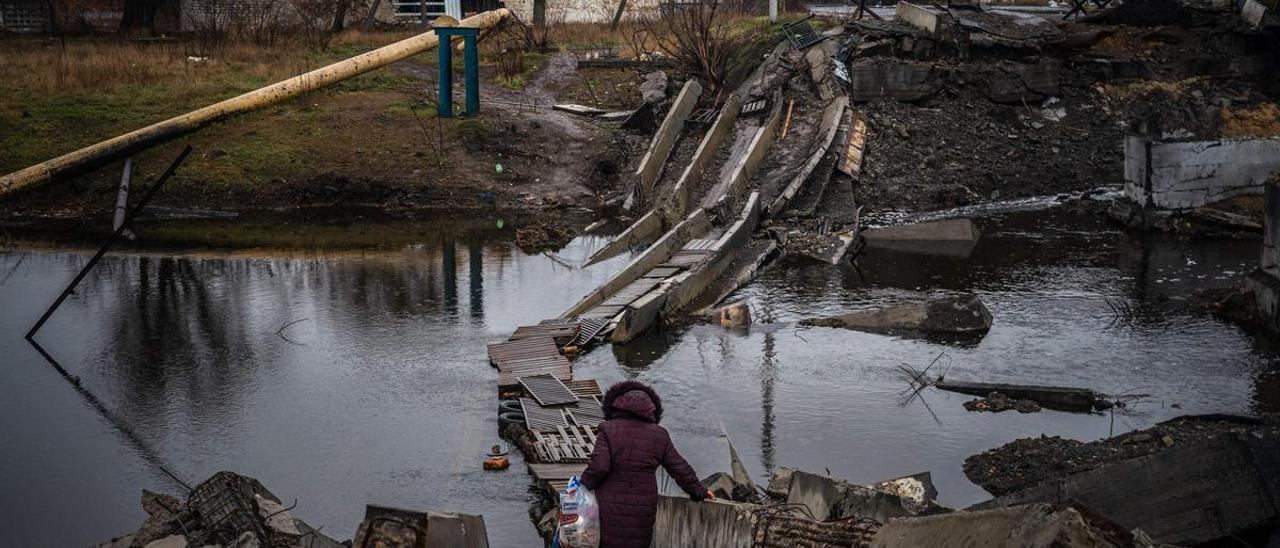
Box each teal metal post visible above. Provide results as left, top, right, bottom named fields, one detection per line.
left=437, top=39, right=453, bottom=117
left=464, top=34, right=479, bottom=116
left=435, top=27, right=481, bottom=118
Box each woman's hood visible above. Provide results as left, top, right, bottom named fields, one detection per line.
left=602, top=380, right=664, bottom=424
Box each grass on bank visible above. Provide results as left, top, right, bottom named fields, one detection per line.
left=0, top=12, right=809, bottom=214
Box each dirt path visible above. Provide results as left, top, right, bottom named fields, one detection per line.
left=394, top=52, right=618, bottom=208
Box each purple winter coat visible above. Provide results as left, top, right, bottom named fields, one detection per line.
left=580, top=381, right=706, bottom=548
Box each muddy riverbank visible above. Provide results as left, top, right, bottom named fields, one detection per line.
left=2, top=205, right=1276, bottom=545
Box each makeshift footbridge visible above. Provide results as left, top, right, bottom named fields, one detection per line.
left=490, top=23, right=871, bottom=507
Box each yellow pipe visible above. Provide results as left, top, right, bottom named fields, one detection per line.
left=0, top=8, right=509, bottom=198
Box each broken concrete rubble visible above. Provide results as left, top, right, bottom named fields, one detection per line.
left=847, top=58, right=943, bottom=102
left=974, top=432, right=1280, bottom=546
left=353, top=504, right=490, bottom=548
left=799, top=295, right=992, bottom=338
left=785, top=470, right=952, bottom=522
left=639, top=70, right=668, bottom=105
left=868, top=504, right=1130, bottom=548
left=96, top=471, right=345, bottom=548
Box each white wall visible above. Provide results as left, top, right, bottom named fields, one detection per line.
left=1123, top=136, right=1280, bottom=210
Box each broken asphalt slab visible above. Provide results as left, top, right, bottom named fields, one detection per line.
left=971, top=431, right=1280, bottom=546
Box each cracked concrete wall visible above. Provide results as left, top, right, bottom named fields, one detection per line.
left=1265, top=179, right=1279, bottom=277
left=1124, top=136, right=1280, bottom=210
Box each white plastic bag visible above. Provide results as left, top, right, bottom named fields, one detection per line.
left=557, top=475, right=599, bottom=548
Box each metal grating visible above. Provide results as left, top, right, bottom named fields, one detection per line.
left=488, top=336, right=561, bottom=368
left=689, top=107, right=718, bottom=125
left=566, top=399, right=605, bottom=427
left=782, top=17, right=823, bottom=50
left=742, top=99, right=768, bottom=116
left=571, top=318, right=610, bottom=347
left=500, top=368, right=570, bottom=388
left=521, top=398, right=571, bottom=432
left=520, top=374, right=580, bottom=406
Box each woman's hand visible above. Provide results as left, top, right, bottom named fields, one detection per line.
left=704, top=489, right=717, bottom=501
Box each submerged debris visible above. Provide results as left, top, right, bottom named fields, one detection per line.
left=515, top=222, right=576, bottom=253
left=800, top=295, right=993, bottom=338
left=963, top=392, right=1042, bottom=413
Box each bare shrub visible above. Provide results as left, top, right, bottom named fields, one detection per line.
left=645, top=0, right=747, bottom=93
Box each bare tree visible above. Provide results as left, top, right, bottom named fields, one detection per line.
left=291, top=0, right=364, bottom=50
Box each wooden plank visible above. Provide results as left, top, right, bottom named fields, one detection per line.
left=838, top=117, right=868, bottom=177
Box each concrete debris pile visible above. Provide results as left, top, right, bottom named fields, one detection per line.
left=352, top=505, right=489, bottom=548
left=659, top=466, right=1145, bottom=547
left=93, top=472, right=344, bottom=548
left=965, top=415, right=1280, bottom=545
left=805, top=0, right=1280, bottom=217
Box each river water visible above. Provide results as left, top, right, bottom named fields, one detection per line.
left=1, top=208, right=1276, bottom=546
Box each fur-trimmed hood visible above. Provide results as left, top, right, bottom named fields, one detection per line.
left=602, top=380, right=664, bottom=424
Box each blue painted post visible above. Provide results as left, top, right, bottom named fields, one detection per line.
left=464, top=34, right=479, bottom=117
left=438, top=40, right=453, bottom=118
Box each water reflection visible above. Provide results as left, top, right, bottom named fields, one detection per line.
left=1, top=209, right=1277, bottom=547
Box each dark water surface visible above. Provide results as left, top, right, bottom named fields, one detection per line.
left=1, top=209, right=1276, bottom=546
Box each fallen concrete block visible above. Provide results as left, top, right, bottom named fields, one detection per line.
left=983, top=59, right=1061, bottom=104
left=800, top=295, right=993, bottom=337
left=862, top=218, right=979, bottom=256
left=974, top=434, right=1280, bottom=545
left=354, top=505, right=490, bottom=548
left=1123, top=136, right=1280, bottom=210
left=652, top=497, right=759, bottom=546
left=869, top=504, right=1129, bottom=548
left=863, top=218, right=978, bottom=243
left=848, top=58, right=943, bottom=102
left=786, top=470, right=951, bottom=522
left=786, top=470, right=849, bottom=520
left=766, top=467, right=797, bottom=499
left=833, top=484, right=948, bottom=523
left=639, top=70, right=668, bottom=104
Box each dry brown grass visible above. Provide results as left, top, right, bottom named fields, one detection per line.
left=1220, top=102, right=1280, bottom=139
left=0, top=28, right=419, bottom=96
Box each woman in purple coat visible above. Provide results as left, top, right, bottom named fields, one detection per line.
left=580, top=380, right=713, bottom=548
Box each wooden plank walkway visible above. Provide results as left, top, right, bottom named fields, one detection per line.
left=528, top=463, right=589, bottom=493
